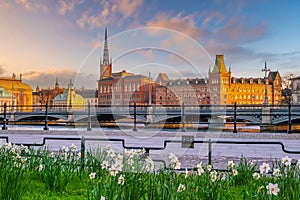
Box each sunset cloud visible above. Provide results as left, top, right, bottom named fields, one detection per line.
left=22, top=67, right=98, bottom=89
left=15, top=0, right=47, bottom=12
left=76, top=1, right=111, bottom=29
left=58, top=0, right=82, bottom=15
left=0, top=0, right=10, bottom=9
left=146, top=13, right=208, bottom=40
left=114, top=0, right=143, bottom=18
left=76, top=0, right=143, bottom=29
left=215, top=17, right=267, bottom=43
left=138, top=49, right=153, bottom=60
left=0, top=65, right=6, bottom=75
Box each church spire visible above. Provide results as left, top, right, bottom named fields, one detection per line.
left=55, top=77, right=59, bottom=86
left=100, top=28, right=112, bottom=79
left=103, top=27, right=110, bottom=66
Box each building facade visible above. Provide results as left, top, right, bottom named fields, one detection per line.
left=97, top=29, right=282, bottom=107
left=290, top=76, right=300, bottom=104
left=0, top=87, right=16, bottom=111
left=154, top=73, right=209, bottom=106
left=0, top=73, right=33, bottom=111
left=75, top=88, right=98, bottom=106
left=32, top=78, right=65, bottom=110
left=209, top=55, right=282, bottom=105
left=97, top=29, right=154, bottom=106
left=53, top=81, right=86, bottom=111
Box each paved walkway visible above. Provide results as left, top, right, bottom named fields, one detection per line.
left=1, top=129, right=300, bottom=169
left=1, top=129, right=300, bottom=140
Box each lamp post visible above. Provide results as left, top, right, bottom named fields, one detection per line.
left=11, top=85, right=14, bottom=112
left=261, top=62, right=271, bottom=130
left=262, top=62, right=270, bottom=105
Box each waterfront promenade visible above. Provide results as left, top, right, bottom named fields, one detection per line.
left=1, top=129, right=300, bottom=169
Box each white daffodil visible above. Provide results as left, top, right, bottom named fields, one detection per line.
left=174, top=160, right=181, bottom=170
left=168, top=153, right=177, bottom=161
left=227, top=160, right=235, bottom=169
left=62, top=146, right=69, bottom=152
left=118, top=174, right=125, bottom=185
left=89, top=172, right=96, bottom=179
left=127, top=158, right=134, bottom=166
left=38, top=164, right=44, bottom=171
left=197, top=164, right=204, bottom=176
left=220, top=172, right=226, bottom=181
left=210, top=171, right=217, bottom=182
left=177, top=183, right=186, bottom=192
left=145, top=157, right=154, bottom=172
left=281, top=156, right=292, bottom=167
left=259, top=163, right=270, bottom=174
left=109, top=165, right=118, bottom=176
left=232, top=169, right=238, bottom=176
left=70, top=143, right=77, bottom=152
left=116, top=154, right=123, bottom=164
left=106, top=144, right=112, bottom=150
left=207, top=165, right=212, bottom=172
left=107, top=149, right=116, bottom=159
left=185, top=168, right=192, bottom=178
left=272, top=168, right=281, bottom=177
left=266, top=183, right=280, bottom=196
left=101, top=160, right=109, bottom=170
left=253, top=172, right=260, bottom=180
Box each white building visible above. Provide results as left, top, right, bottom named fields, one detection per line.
left=291, top=76, right=300, bottom=104
left=53, top=84, right=86, bottom=111
left=0, top=87, right=16, bottom=111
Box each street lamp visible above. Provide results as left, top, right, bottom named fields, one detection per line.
left=262, top=62, right=270, bottom=105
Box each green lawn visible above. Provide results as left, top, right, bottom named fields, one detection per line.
left=1, top=143, right=300, bottom=200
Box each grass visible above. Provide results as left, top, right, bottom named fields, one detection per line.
left=1, top=141, right=300, bottom=200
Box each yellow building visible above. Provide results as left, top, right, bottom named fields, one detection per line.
left=0, top=87, right=16, bottom=111
left=0, top=73, right=33, bottom=111
left=53, top=81, right=86, bottom=111
left=209, top=55, right=282, bottom=105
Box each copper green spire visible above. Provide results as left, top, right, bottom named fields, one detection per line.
left=212, top=55, right=228, bottom=73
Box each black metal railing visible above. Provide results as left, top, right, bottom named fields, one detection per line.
left=1, top=136, right=300, bottom=170
left=1, top=103, right=300, bottom=133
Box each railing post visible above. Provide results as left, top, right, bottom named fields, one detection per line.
left=233, top=102, right=237, bottom=133
left=208, top=139, right=212, bottom=165
left=133, top=102, right=137, bottom=131
left=87, top=101, right=92, bottom=131
left=2, top=103, right=8, bottom=130
left=181, top=102, right=186, bottom=132
left=287, top=102, right=292, bottom=134
left=43, top=102, right=49, bottom=130
left=80, top=136, right=85, bottom=171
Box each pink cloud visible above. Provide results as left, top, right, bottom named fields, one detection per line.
left=215, top=17, right=267, bottom=43
left=138, top=49, right=153, bottom=59
left=146, top=12, right=208, bottom=39
left=0, top=0, right=10, bottom=9
left=58, top=0, right=83, bottom=15
left=76, top=0, right=143, bottom=29
left=115, top=0, right=143, bottom=18
left=15, top=0, right=47, bottom=12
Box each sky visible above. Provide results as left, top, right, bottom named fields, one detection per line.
left=0, top=0, right=300, bottom=89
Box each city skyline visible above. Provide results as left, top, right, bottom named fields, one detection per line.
left=0, top=0, right=300, bottom=89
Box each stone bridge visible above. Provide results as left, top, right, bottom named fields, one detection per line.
left=2, top=105, right=300, bottom=125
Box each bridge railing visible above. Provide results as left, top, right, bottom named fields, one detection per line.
left=1, top=135, right=300, bottom=171
left=1, top=102, right=300, bottom=133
